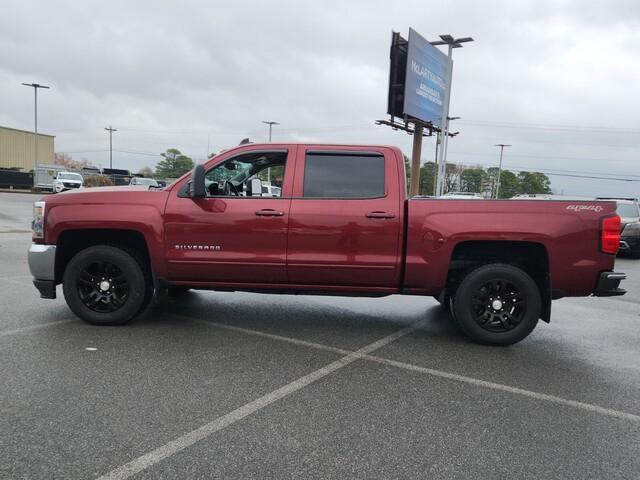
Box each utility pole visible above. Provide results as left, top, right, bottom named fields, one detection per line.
left=430, top=35, right=473, bottom=197
left=261, top=121, right=279, bottom=183
left=494, top=144, right=512, bottom=199
left=21, top=82, right=50, bottom=188
left=105, top=126, right=117, bottom=169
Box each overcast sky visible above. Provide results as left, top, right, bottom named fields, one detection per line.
left=1, top=0, right=639, bottom=196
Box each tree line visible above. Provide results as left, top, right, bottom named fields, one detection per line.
left=407, top=159, right=552, bottom=198
left=55, top=148, right=195, bottom=179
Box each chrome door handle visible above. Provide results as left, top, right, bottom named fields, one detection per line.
left=255, top=209, right=284, bottom=217
left=365, top=211, right=395, bottom=219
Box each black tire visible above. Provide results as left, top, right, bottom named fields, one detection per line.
left=63, top=245, right=150, bottom=326
left=453, top=263, right=541, bottom=346
left=630, top=248, right=640, bottom=259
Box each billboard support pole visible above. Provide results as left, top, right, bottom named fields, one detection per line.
left=409, top=123, right=423, bottom=197
left=435, top=44, right=453, bottom=197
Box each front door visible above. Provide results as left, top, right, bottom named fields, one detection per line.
left=286, top=146, right=403, bottom=288
left=164, top=148, right=294, bottom=285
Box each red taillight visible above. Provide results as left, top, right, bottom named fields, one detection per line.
left=601, top=215, right=621, bottom=254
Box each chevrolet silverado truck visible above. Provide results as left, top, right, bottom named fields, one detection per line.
left=28, top=143, right=626, bottom=345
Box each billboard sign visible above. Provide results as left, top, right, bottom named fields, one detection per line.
left=403, top=28, right=449, bottom=127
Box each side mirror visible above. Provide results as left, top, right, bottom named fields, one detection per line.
left=189, top=164, right=206, bottom=198
left=250, top=178, right=262, bottom=197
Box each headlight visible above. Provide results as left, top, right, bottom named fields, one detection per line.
left=31, top=201, right=46, bottom=240
left=623, top=222, right=640, bottom=237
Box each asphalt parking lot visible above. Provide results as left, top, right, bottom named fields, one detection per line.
left=1, top=192, right=639, bottom=479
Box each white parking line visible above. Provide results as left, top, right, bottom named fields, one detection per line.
left=189, top=318, right=352, bottom=355
left=188, top=317, right=640, bottom=423
left=364, top=355, right=640, bottom=423
left=95, top=325, right=416, bottom=480
left=0, top=319, right=76, bottom=338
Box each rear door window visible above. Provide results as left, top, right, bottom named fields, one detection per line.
left=303, top=152, right=385, bottom=198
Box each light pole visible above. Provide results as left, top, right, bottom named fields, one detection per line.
left=494, top=144, right=512, bottom=198
left=21, top=82, right=50, bottom=187
left=105, top=126, right=117, bottom=169
left=261, top=121, right=279, bottom=183
left=261, top=120, right=279, bottom=142
left=433, top=116, right=460, bottom=195
left=430, top=35, right=473, bottom=197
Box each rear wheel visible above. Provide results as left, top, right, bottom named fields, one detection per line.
left=453, top=264, right=541, bottom=346
left=63, top=245, right=150, bottom=325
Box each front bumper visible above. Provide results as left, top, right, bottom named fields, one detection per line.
left=593, top=271, right=626, bottom=297
left=28, top=243, right=57, bottom=299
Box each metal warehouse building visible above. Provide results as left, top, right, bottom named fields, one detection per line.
left=0, top=126, right=55, bottom=171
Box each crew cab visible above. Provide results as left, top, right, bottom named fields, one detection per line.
left=27, top=143, right=626, bottom=345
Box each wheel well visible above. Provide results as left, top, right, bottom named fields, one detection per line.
left=446, top=241, right=551, bottom=322
left=55, top=229, right=151, bottom=283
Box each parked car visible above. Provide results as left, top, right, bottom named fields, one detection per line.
left=598, top=198, right=640, bottom=258
left=130, top=177, right=159, bottom=187
left=27, top=143, right=625, bottom=346
left=52, top=172, right=83, bottom=193
left=441, top=192, right=484, bottom=199
left=261, top=184, right=282, bottom=197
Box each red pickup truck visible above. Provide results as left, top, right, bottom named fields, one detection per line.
left=28, top=143, right=626, bottom=345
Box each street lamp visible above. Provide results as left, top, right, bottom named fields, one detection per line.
left=261, top=120, right=279, bottom=142
left=494, top=144, right=512, bottom=198
left=21, top=82, right=50, bottom=188
left=433, top=116, right=461, bottom=195
left=261, top=121, right=279, bottom=184
left=430, top=35, right=474, bottom=197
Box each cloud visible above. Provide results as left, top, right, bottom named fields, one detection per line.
left=1, top=0, right=639, bottom=195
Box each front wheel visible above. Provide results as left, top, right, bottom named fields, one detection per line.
left=63, top=245, right=150, bottom=325
left=453, top=264, right=541, bottom=346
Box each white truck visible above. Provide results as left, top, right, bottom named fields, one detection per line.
left=52, top=171, right=83, bottom=193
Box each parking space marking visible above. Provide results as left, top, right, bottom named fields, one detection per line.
left=95, top=325, right=416, bottom=480
left=189, top=318, right=352, bottom=355
left=185, top=316, right=640, bottom=423
left=0, top=319, right=76, bottom=338
left=364, top=355, right=640, bottom=423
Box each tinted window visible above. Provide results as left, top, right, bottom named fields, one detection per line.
left=303, top=153, right=385, bottom=198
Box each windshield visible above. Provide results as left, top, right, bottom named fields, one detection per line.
left=59, top=173, right=82, bottom=181
left=617, top=202, right=640, bottom=218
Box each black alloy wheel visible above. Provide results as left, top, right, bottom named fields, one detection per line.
left=453, top=263, right=541, bottom=346
left=63, top=245, right=151, bottom=325
left=77, top=261, right=129, bottom=313
left=470, top=279, right=526, bottom=333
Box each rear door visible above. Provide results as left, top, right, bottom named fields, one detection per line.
left=286, top=146, right=403, bottom=288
